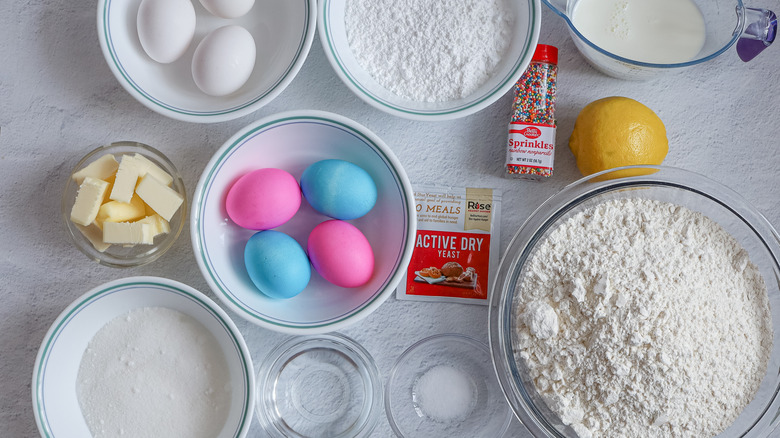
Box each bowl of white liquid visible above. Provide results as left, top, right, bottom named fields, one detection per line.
left=543, top=0, right=776, bottom=79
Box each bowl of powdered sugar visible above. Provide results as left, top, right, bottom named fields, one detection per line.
left=488, top=165, right=780, bottom=437
left=319, top=0, right=541, bottom=120
left=32, top=276, right=255, bottom=438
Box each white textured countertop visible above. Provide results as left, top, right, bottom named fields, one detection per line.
left=2, top=1, right=779, bottom=437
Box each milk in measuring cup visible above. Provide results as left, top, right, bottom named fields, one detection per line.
left=572, top=0, right=706, bottom=63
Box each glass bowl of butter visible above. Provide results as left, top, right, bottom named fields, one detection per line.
left=62, top=141, right=187, bottom=268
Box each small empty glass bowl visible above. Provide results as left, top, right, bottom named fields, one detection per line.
left=385, top=334, right=512, bottom=438
left=62, top=141, right=187, bottom=268
left=255, top=333, right=383, bottom=438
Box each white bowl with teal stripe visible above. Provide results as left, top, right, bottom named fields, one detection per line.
left=97, top=0, right=316, bottom=123
left=32, top=276, right=255, bottom=438
left=318, top=0, right=541, bottom=121
left=191, top=110, right=416, bottom=334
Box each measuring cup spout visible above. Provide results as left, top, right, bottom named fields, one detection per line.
left=541, top=0, right=569, bottom=21
left=737, top=7, right=777, bottom=61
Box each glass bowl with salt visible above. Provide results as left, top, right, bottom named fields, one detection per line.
left=385, top=333, right=513, bottom=437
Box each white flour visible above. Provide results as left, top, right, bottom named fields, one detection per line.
left=345, top=0, right=514, bottom=102
left=77, top=307, right=231, bottom=438
left=513, top=198, right=772, bottom=437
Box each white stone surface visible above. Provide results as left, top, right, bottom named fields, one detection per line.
left=2, top=1, right=779, bottom=437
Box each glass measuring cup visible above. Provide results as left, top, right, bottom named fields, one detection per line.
left=543, top=0, right=777, bottom=79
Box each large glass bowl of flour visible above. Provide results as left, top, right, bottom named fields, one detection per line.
left=489, top=165, right=780, bottom=437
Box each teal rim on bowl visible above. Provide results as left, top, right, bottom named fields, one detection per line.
left=97, top=0, right=316, bottom=123
left=318, top=0, right=541, bottom=120
left=191, top=110, right=417, bottom=334
left=32, top=276, right=255, bottom=438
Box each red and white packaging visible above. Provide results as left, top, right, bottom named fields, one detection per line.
left=507, top=122, right=556, bottom=171
left=397, top=185, right=501, bottom=305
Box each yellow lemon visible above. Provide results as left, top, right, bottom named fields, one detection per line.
left=569, top=96, right=668, bottom=179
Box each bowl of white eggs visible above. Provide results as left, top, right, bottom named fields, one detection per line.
left=97, top=0, right=316, bottom=123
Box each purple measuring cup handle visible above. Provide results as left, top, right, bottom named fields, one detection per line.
left=738, top=7, right=777, bottom=62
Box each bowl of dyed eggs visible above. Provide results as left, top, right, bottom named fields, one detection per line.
left=318, top=0, right=541, bottom=120
left=97, top=0, right=316, bottom=122
left=32, top=276, right=255, bottom=438
left=542, top=0, right=777, bottom=80
left=62, top=141, right=187, bottom=268
left=190, top=110, right=417, bottom=334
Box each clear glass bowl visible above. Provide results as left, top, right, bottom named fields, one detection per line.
left=489, top=166, right=780, bottom=437
left=255, top=333, right=383, bottom=438
left=61, top=141, right=187, bottom=268
left=542, top=0, right=777, bottom=80
left=386, top=334, right=512, bottom=437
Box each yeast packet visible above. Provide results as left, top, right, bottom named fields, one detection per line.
left=397, top=185, right=501, bottom=305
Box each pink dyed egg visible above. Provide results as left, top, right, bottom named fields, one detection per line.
left=226, top=168, right=301, bottom=230
left=307, top=220, right=374, bottom=288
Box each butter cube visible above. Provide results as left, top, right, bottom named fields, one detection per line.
left=135, top=214, right=170, bottom=238
left=103, top=221, right=154, bottom=245
left=72, top=154, right=119, bottom=185
left=109, top=156, right=140, bottom=203
left=135, top=174, right=183, bottom=221
left=71, top=177, right=109, bottom=226
left=131, top=153, right=173, bottom=186
left=75, top=223, right=111, bottom=252
left=96, top=194, right=146, bottom=228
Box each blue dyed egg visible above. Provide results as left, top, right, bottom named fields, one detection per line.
left=300, top=159, right=377, bottom=220
left=244, top=230, right=310, bottom=299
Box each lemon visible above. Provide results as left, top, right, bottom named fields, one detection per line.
left=569, top=96, right=668, bottom=179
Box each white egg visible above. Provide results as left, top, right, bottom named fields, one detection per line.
left=191, top=25, right=257, bottom=97
left=137, top=0, right=196, bottom=64
left=199, top=0, right=255, bottom=19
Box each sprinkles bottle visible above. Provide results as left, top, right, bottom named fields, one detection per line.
left=505, top=44, right=558, bottom=180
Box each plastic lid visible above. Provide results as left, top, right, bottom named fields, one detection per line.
left=255, top=333, right=383, bottom=438
left=385, top=334, right=513, bottom=438
left=532, top=44, right=558, bottom=65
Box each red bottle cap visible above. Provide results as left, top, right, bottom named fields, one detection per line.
left=532, top=44, right=558, bottom=65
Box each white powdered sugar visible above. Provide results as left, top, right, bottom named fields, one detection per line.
left=345, top=0, right=515, bottom=102
left=513, top=198, right=773, bottom=437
